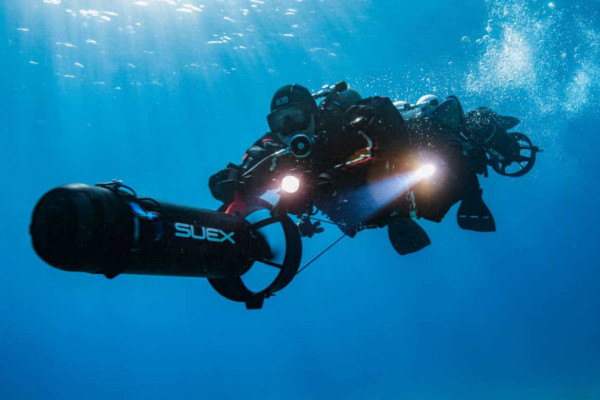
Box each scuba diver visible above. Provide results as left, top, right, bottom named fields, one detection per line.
left=397, top=94, right=493, bottom=232
left=209, top=82, right=539, bottom=255
left=29, top=81, right=540, bottom=309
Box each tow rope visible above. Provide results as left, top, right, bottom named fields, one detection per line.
left=295, top=233, right=346, bottom=276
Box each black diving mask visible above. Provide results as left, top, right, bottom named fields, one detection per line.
left=267, top=104, right=313, bottom=135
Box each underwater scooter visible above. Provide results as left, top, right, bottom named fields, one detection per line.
left=30, top=180, right=302, bottom=309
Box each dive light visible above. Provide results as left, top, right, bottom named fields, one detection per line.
left=281, top=176, right=301, bottom=194
left=414, top=164, right=436, bottom=180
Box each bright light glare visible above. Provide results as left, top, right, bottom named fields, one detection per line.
left=281, top=175, right=300, bottom=193
left=414, top=164, right=436, bottom=180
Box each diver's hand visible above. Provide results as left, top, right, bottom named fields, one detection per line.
left=209, top=164, right=244, bottom=204
left=345, top=104, right=376, bottom=132
left=297, top=215, right=324, bottom=238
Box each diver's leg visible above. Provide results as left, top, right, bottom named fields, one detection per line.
left=456, top=173, right=496, bottom=232
left=388, top=216, right=431, bottom=255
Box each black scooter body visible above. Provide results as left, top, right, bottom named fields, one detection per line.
left=31, top=183, right=257, bottom=280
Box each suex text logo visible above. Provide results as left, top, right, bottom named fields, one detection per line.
left=174, top=223, right=236, bottom=244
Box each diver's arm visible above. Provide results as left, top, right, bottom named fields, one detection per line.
left=332, top=97, right=409, bottom=168
left=240, top=132, right=285, bottom=173
left=209, top=132, right=285, bottom=204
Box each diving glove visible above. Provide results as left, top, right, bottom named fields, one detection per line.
left=208, top=163, right=244, bottom=204
left=297, top=215, right=325, bottom=238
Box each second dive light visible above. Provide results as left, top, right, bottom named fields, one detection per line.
left=414, top=164, right=436, bottom=180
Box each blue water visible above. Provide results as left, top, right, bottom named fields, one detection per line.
left=2, top=0, right=600, bottom=398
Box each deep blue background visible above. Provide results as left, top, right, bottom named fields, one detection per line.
left=1, top=0, right=599, bottom=398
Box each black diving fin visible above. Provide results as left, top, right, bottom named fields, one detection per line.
left=497, top=115, right=520, bottom=131
left=388, top=217, right=431, bottom=255
left=457, top=190, right=496, bottom=232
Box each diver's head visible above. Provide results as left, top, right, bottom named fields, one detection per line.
left=267, top=84, right=318, bottom=145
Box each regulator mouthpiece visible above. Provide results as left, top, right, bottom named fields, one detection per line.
left=289, top=134, right=313, bottom=158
